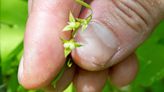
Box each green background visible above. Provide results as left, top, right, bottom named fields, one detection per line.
left=0, top=0, right=164, bottom=92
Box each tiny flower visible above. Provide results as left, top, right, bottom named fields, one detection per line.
left=61, top=0, right=92, bottom=67
left=63, top=12, right=81, bottom=31
left=76, top=14, right=92, bottom=32
left=61, top=38, right=82, bottom=57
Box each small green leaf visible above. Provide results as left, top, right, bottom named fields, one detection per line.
left=64, top=48, right=72, bottom=57
left=51, top=64, right=66, bottom=88
left=81, top=24, right=88, bottom=32
left=76, top=0, right=92, bottom=9
left=67, top=58, right=73, bottom=67
left=76, top=18, right=84, bottom=23
left=63, top=22, right=80, bottom=31
left=74, top=42, right=82, bottom=47
left=69, top=12, right=75, bottom=22
left=76, top=14, right=92, bottom=31
left=75, top=22, right=81, bottom=29
left=60, top=38, right=67, bottom=43
left=68, top=22, right=80, bottom=31
left=63, top=25, right=73, bottom=31
left=86, top=14, right=92, bottom=23
left=63, top=12, right=81, bottom=31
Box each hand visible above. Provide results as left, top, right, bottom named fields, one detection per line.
left=18, top=0, right=164, bottom=92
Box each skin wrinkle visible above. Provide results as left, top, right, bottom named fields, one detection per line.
left=113, top=0, right=147, bottom=33
left=137, top=0, right=156, bottom=20
left=101, top=7, right=137, bottom=67
left=113, top=0, right=141, bottom=32
left=99, top=0, right=144, bottom=39
left=115, top=7, right=140, bottom=33
left=107, top=0, right=164, bottom=67
left=136, top=0, right=152, bottom=16
left=92, top=2, right=122, bottom=45
left=138, top=0, right=164, bottom=20
left=81, top=0, right=142, bottom=68
left=123, top=1, right=152, bottom=33
left=99, top=2, right=140, bottom=41
left=113, top=0, right=150, bottom=35
left=119, top=0, right=148, bottom=25
left=135, top=0, right=164, bottom=34
left=133, top=1, right=153, bottom=26
left=95, top=4, right=124, bottom=44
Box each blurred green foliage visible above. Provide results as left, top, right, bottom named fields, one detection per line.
left=0, top=0, right=164, bottom=92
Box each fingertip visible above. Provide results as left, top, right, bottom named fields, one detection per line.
left=72, top=21, right=119, bottom=71
left=108, top=54, right=138, bottom=87
left=73, top=68, right=108, bottom=92
left=18, top=56, right=44, bottom=89
left=18, top=57, right=55, bottom=89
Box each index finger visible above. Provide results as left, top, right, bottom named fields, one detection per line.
left=18, top=0, right=81, bottom=89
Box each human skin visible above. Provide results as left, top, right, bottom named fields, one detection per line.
left=18, top=0, right=164, bottom=91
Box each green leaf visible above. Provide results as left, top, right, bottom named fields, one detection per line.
left=60, top=38, right=67, bottom=43
left=76, top=14, right=92, bottom=32
left=68, top=22, right=80, bottom=31
left=74, top=42, right=82, bottom=47
left=64, top=83, right=76, bottom=92
left=0, top=0, right=28, bottom=27
left=0, top=0, right=27, bottom=91
left=69, top=12, right=75, bottom=22
left=132, top=21, right=164, bottom=87
left=86, top=14, right=92, bottom=23
left=67, top=58, right=73, bottom=68
left=63, top=12, right=80, bottom=31
left=75, top=0, right=92, bottom=9
left=81, top=24, right=88, bottom=32
left=7, top=73, right=19, bottom=92
left=64, top=48, right=72, bottom=57
left=63, top=25, right=73, bottom=31
left=74, top=22, right=81, bottom=30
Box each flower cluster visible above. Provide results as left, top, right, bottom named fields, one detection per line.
left=52, top=0, right=93, bottom=88
left=62, top=0, right=92, bottom=58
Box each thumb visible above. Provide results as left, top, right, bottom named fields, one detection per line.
left=72, top=0, right=164, bottom=71
left=18, top=0, right=81, bottom=89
